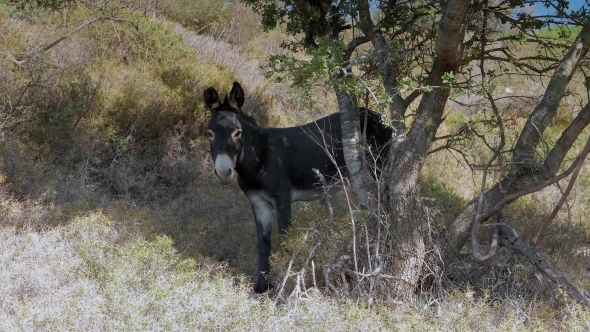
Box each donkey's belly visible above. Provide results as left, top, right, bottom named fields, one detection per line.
left=291, top=189, right=323, bottom=202
left=291, top=187, right=340, bottom=202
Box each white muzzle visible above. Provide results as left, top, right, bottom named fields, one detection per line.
left=214, top=154, right=235, bottom=184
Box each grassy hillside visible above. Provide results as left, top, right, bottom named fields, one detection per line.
left=1, top=1, right=590, bottom=330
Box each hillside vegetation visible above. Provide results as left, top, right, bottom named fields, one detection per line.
left=1, top=1, right=590, bottom=330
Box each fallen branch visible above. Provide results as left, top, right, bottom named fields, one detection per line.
left=495, top=213, right=589, bottom=308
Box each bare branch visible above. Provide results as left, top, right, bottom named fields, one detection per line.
left=471, top=0, right=506, bottom=263
left=275, top=230, right=309, bottom=301
left=344, top=35, right=371, bottom=61
left=11, top=17, right=137, bottom=66
left=535, top=149, right=586, bottom=249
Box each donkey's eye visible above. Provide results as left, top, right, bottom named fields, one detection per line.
left=234, top=130, right=242, bottom=139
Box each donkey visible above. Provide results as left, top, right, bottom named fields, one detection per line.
left=204, top=82, right=391, bottom=293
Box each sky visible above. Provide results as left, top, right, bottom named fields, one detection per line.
left=532, top=0, right=588, bottom=16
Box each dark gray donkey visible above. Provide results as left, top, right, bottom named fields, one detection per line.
left=205, top=82, right=391, bottom=293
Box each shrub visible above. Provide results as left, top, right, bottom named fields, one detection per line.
left=1, top=3, right=242, bottom=203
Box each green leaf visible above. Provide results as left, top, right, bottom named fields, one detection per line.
left=441, top=72, right=455, bottom=87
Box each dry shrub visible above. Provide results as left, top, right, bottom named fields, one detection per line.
left=0, top=5, right=244, bottom=205
left=266, top=186, right=444, bottom=305
left=268, top=198, right=352, bottom=297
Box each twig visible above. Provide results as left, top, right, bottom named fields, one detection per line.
left=275, top=231, right=308, bottom=302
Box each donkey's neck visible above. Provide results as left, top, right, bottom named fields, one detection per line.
left=235, top=118, right=267, bottom=184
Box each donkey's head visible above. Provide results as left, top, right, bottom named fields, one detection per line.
left=204, top=82, right=246, bottom=184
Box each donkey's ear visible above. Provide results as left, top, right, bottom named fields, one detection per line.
left=228, top=82, right=244, bottom=109
left=204, top=87, right=221, bottom=110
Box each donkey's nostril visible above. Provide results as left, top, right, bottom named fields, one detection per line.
left=214, top=167, right=234, bottom=184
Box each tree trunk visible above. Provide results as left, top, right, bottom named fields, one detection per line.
left=385, top=150, right=427, bottom=302
left=383, top=0, right=471, bottom=302
left=336, top=88, right=376, bottom=208
left=384, top=69, right=449, bottom=301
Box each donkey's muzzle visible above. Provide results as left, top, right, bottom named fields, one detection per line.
left=213, top=154, right=235, bottom=185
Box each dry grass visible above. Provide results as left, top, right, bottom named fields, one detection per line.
left=0, top=205, right=588, bottom=331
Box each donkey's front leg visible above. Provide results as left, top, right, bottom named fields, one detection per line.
left=248, top=192, right=275, bottom=293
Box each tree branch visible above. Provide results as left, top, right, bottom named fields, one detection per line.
left=535, top=153, right=584, bottom=249
left=545, top=101, right=590, bottom=173
left=480, top=134, right=590, bottom=223
left=512, top=22, right=590, bottom=166
left=472, top=0, right=506, bottom=263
